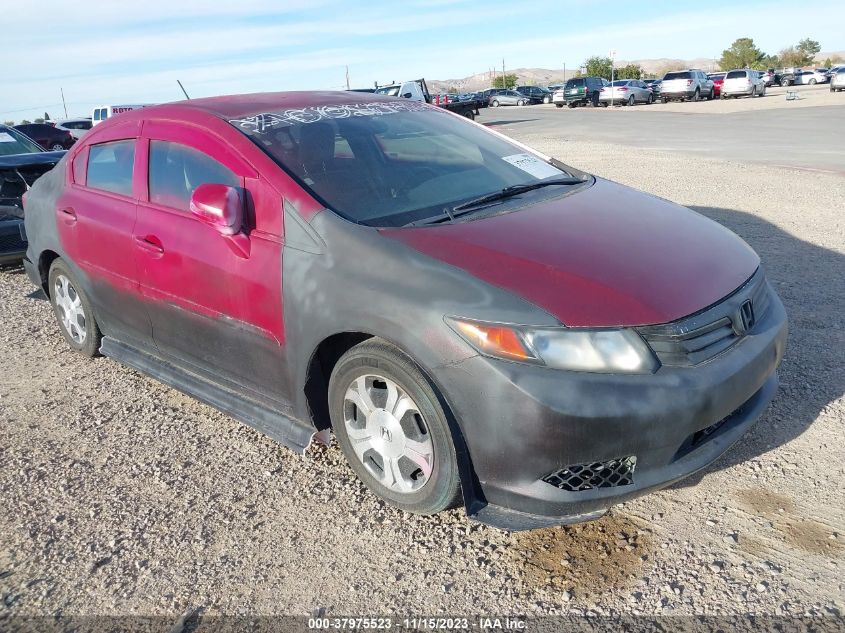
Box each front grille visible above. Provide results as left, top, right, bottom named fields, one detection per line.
left=637, top=269, right=771, bottom=367
left=543, top=456, right=637, bottom=492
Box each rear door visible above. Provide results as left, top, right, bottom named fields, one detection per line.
left=56, top=120, right=152, bottom=347
left=134, top=121, right=289, bottom=402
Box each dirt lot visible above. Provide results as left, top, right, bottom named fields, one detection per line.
left=1, top=113, right=844, bottom=624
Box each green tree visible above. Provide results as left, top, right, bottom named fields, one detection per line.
left=719, top=37, right=766, bottom=70
left=582, top=56, right=613, bottom=80
left=779, top=46, right=804, bottom=68
left=34, top=117, right=45, bottom=124
left=20, top=119, right=31, bottom=125
left=3, top=120, right=14, bottom=126
left=615, top=63, right=644, bottom=79
left=796, top=38, right=821, bottom=65
left=492, top=73, right=518, bottom=89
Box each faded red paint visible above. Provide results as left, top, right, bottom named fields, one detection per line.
left=382, top=179, right=760, bottom=327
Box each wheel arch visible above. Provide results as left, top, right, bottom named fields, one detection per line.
left=37, top=249, right=61, bottom=297
left=303, top=331, right=487, bottom=515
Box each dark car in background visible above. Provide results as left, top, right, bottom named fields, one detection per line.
left=644, top=79, right=662, bottom=98
left=552, top=76, right=609, bottom=107
left=0, top=125, right=65, bottom=264
left=516, top=85, right=552, bottom=104
left=14, top=123, right=75, bottom=151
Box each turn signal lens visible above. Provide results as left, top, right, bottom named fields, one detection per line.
left=448, top=318, right=535, bottom=361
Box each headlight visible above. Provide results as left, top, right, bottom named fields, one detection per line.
left=446, top=317, right=659, bottom=374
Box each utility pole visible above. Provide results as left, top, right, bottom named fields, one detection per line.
left=60, top=87, right=68, bottom=118
left=345, top=66, right=350, bottom=90
left=502, top=58, right=506, bottom=87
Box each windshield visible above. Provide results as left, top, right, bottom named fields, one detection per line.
left=663, top=71, right=691, bottom=80
left=0, top=127, right=43, bottom=156
left=230, top=101, right=581, bottom=227
left=374, top=86, right=401, bottom=96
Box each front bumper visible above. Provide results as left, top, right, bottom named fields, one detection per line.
left=0, top=219, right=27, bottom=265
left=438, top=288, right=787, bottom=531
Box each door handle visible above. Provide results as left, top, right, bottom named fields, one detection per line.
left=58, top=207, right=77, bottom=224
left=134, top=235, right=164, bottom=254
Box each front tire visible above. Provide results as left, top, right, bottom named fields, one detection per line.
left=50, top=143, right=64, bottom=151
left=48, top=259, right=102, bottom=357
left=555, top=103, right=563, bottom=108
left=328, top=339, right=461, bottom=515
left=491, top=99, right=499, bottom=107
left=809, top=79, right=816, bottom=85
left=691, top=88, right=700, bottom=102
left=627, top=95, right=635, bottom=106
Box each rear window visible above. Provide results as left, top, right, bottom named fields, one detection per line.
left=565, top=78, right=585, bottom=88
left=726, top=70, right=747, bottom=79
left=86, top=140, right=135, bottom=197
left=611, top=80, right=630, bottom=86
left=663, top=71, right=691, bottom=80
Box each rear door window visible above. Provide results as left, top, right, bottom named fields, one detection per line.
left=148, top=140, right=238, bottom=211
left=86, top=140, right=135, bottom=197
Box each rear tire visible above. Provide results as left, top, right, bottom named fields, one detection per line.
left=50, top=143, right=64, bottom=151
left=708, top=88, right=715, bottom=100
left=691, top=88, right=700, bottom=102
left=328, top=339, right=462, bottom=515
left=48, top=259, right=102, bottom=357
left=543, top=95, right=551, bottom=104
left=809, top=79, right=816, bottom=85
left=555, top=103, right=563, bottom=108
left=627, top=95, right=635, bottom=106
left=781, top=78, right=790, bottom=87
left=567, top=102, right=575, bottom=108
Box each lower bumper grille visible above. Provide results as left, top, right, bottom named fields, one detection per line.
left=543, top=456, right=637, bottom=492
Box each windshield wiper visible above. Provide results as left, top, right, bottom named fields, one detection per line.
left=452, top=177, right=587, bottom=213
left=404, top=176, right=588, bottom=227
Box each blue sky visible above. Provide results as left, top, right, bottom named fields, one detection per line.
left=4, top=0, right=843, bottom=122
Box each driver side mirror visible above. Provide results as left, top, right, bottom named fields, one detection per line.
left=189, top=183, right=242, bottom=236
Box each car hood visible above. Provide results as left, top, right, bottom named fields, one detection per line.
left=0, top=151, right=65, bottom=217
left=380, top=178, right=760, bottom=327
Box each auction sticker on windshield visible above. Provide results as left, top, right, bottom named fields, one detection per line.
left=501, top=153, right=564, bottom=180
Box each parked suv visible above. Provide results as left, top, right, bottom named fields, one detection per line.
left=659, top=69, right=714, bottom=102
left=23, top=92, right=787, bottom=531
left=14, top=123, right=75, bottom=151
left=831, top=67, right=845, bottom=92
left=515, top=85, right=552, bottom=104
left=553, top=77, right=608, bottom=108
left=721, top=69, right=767, bottom=98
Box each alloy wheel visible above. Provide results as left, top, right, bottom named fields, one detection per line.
left=50, top=143, right=64, bottom=151
left=342, top=374, right=434, bottom=494
left=53, top=274, right=87, bottom=344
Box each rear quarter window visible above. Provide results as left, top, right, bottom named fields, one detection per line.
left=86, top=140, right=135, bottom=197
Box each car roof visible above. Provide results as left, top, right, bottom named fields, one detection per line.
left=122, top=91, right=409, bottom=121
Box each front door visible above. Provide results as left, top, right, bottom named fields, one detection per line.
left=132, top=122, right=289, bottom=404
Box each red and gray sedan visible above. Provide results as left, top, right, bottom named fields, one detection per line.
left=22, top=92, right=787, bottom=530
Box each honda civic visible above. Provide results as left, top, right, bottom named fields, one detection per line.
left=22, top=92, right=787, bottom=530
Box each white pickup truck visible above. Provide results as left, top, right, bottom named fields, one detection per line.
left=373, top=79, right=482, bottom=119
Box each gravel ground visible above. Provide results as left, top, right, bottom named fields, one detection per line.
left=1, top=132, right=844, bottom=623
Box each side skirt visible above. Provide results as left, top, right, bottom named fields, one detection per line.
left=100, top=337, right=316, bottom=453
